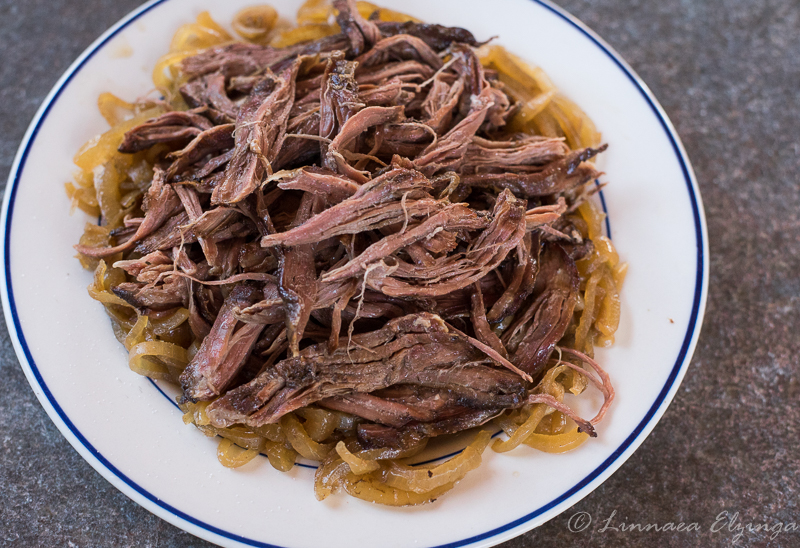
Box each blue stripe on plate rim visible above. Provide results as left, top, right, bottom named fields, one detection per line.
left=0, top=0, right=708, bottom=546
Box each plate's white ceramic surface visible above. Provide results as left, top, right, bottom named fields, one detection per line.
left=1, top=1, right=708, bottom=547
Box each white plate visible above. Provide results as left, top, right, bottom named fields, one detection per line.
left=1, top=0, right=708, bottom=547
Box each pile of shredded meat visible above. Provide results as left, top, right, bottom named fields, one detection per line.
left=76, top=0, right=611, bottom=451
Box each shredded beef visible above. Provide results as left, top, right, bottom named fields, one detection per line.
left=89, top=12, right=614, bottom=452
left=375, top=21, right=479, bottom=50
left=212, top=62, right=300, bottom=204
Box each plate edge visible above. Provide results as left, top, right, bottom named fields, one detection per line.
left=0, top=1, right=710, bottom=547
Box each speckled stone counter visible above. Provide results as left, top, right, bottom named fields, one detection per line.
left=1, top=0, right=798, bottom=546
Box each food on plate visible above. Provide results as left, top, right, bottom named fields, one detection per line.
left=68, top=0, right=625, bottom=505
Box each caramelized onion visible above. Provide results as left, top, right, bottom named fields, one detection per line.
left=296, top=407, right=339, bottom=443
left=254, top=423, right=285, bottom=442
left=150, top=308, right=191, bottom=336
left=524, top=427, right=589, bottom=453
left=88, top=261, right=131, bottom=309
left=381, top=430, right=492, bottom=493
left=232, top=6, right=279, bottom=42
left=65, top=182, right=100, bottom=217
left=492, top=404, right=548, bottom=453
left=356, top=1, right=421, bottom=22
left=211, top=426, right=264, bottom=450
left=264, top=440, right=298, bottom=471
left=281, top=414, right=335, bottom=461
left=74, top=224, right=109, bottom=269
left=335, top=441, right=380, bottom=475
left=74, top=107, right=164, bottom=173
left=271, top=23, right=339, bottom=47
left=595, top=271, right=621, bottom=340
left=181, top=400, right=212, bottom=426
left=577, top=201, right=604, bottom=242
left=128, top=340, right=189, bottom=381
left=217, top=438, right=261, bottom=468
left=339, top=472, right=456, bottom=506
left=297, top=0, right=334, bottom=25
left=97, top=92, right=134, bottom=126
left=575, top=268, right=603, bottom=354
left=314, top=454, right=350, bottom=500
left=152, top=50, right=197, bottom=94
left=124, top=314, right=149, bottom=350
left=170, top=11, right=232, bottom=53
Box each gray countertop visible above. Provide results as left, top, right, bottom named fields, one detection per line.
left=1, top=0, right=799, bottom=546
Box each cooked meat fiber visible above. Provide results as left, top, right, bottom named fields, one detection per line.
left=259, top=167, right=437, bottom=247
left=374, top=21, right=479, bottom=50
left=75, top=168, right=182, bottom=257
left=205, top=313, right=527, bottom=427
left=461, top=145, right=608, bottom=198
left=505, top=243, right=580, bottom=378
left=277, top=192, right=319, bottom=357
left=117, top=109, right=213, bottom=153
left=365, top=189, right=526, bottom=298
left=212, top=62, right=300, bottom=205
left=81, top=3, right=614, bottom=457
left=180, top=284, right=264, bottom=401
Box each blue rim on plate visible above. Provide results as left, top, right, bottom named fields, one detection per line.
left=0, top=0, right=708, bottom=546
